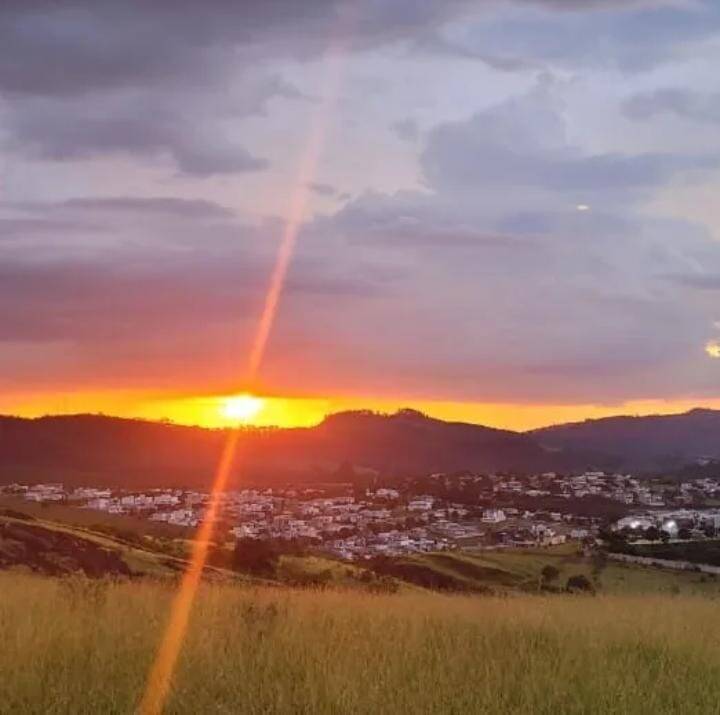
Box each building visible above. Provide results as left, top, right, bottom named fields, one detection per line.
left=482, top=508, right=506, bottom=523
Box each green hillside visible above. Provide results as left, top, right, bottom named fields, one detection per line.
left=375, top=545, right=720, bottom=596
left=4, top=496, right=719, bottom=598
left=0, top=508, right=235, bottom=581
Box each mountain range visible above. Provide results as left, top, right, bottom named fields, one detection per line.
left=0, top=407, right=718, bottom=488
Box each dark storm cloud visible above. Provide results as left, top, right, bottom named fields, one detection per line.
left=3, top=94, right=270, bottom=176
left=1, top=0, right=690, bottom=99
left=2, top=0, right=710, bottom=174
left=0, top=1, right=481, bottom=98
left=0, top=0, right=487, bottom=174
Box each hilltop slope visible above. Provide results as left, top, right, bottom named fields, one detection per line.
left=2, top=407, right=720, bottom=488
left=0, top=410, right=555, bottom=487
left=0, top=507, right=237, bottom=580
left=532, top=408, right=720, bottom=470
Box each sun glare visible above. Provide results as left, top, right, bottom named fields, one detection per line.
left=221, top=394, right=265, bottom=423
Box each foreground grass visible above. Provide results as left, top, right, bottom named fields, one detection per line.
left=2, top=574, right=720, bottom=713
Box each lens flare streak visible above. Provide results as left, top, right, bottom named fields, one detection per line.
left=139, top=30, right=350, bottom=715
left=138, top=431, right=240, bottom=715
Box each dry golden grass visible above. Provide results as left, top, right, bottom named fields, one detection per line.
left=2, top=572, right=720, bottom=713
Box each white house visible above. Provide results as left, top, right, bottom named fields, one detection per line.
left=482, top=508, right=506, bottom=523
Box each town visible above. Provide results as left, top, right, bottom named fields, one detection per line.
left=3, top=469, right=720, bottom=560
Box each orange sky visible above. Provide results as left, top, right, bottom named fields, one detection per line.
left=4, top=389, right=720, bottom=432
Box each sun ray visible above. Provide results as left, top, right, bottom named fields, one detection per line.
left=138, top=17, right=353, bottom=715
left=138, top=430, right=240, bottom=715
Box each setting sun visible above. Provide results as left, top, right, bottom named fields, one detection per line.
left=221, top=394, right=265, bottom=423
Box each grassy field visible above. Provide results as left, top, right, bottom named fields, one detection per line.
left=2, top=572, right=720, bottom=714
left=379, top=544, right=720, bottom=596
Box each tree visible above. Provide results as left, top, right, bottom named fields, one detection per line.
left=232, top=538, right=277, bottom=576
left=566, top=574, right=594, bottom=593
left=590, top=550, right=607, bottom=587
left=644, top=526, right=660, bottom=541
left=540, top=564, right=560, bottom=587
left=605, top=532, right=628, bottom=552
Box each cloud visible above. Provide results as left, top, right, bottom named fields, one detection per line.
left=58, top=197, right=236, bottom=218
left=0, top=1, right=483, bottom=98
left=0, top=194, right=398, bottom=392
left=2, top=91, right=270, bottom=176
left=623, top=88, right=720, bottom=124
left=3, top=0, right=652, bottom=98
left=446, top=2, right=720, bottom=73
left=390, top=119, right=420, bottom=142
left=421, top=82, right=720, bottom=224
left=292, top=84, right=720, bottom=402
left=3, top=1, right=720, bottom=403
left=3, top=0, right=713, bottom=176
left=308, top=182, right=338, bottom=197
left=669, top=273, right=720, bottom=290
left=412, top=30, right=541, bottom=72
left=0, top=1, right=489, bottom=175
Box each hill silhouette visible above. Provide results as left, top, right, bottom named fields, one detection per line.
left=0, top=410, right=551, bottom=487
left=532, top=408, right=720, bottom=471
left=1, top=407, right=719, bottom=487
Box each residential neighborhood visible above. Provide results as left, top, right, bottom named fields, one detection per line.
left=4, top=468, right=720, bottom=559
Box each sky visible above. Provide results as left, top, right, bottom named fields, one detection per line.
left=2, top=0, right=720, bottom=430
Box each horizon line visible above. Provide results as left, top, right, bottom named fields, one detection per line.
left=2, top=403, right=716, bottom=434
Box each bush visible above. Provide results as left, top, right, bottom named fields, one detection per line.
left=566, top=574, right=594, bottom=594
left=644, top=526, right=660, bottom=541
left=232, top=538, right=278, bottom=576
left=541, top=565, right=560, bottom=585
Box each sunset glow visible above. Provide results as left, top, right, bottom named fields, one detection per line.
left=6, top=390, right=720, bottom=432
left=220, top=394, right=265, bottom=423
left=7, top=1, right=720, bottom=713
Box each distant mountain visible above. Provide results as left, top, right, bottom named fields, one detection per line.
left=0, top=413, right=224, bottom=488
left=0, top=409, right=555, bottom=488
left=300, top=409, right=548, bottom=474
left=532, top=408, right=720, bottom=471
left=1, top=407, right=719, bottom=488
